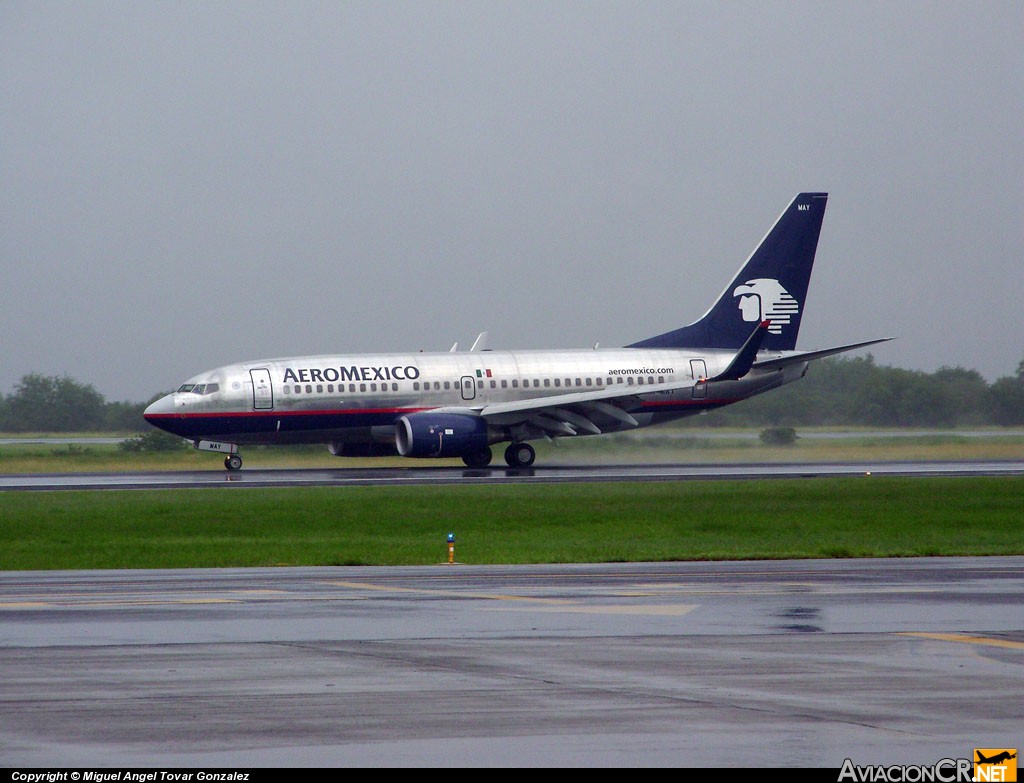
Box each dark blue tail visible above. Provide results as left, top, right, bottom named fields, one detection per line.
left=628, top=193, right=828, bottom=351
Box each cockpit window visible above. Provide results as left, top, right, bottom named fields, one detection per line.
left=177, top=383, right=219, bottom=395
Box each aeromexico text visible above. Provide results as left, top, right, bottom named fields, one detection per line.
left=282, top=364, right=675, bottom=384
left=282, top=365, right=421, bottom=384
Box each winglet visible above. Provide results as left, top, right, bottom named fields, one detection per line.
left=470, top=331, right=489, bottom=352
left=708, top=320, right=770, bottom=381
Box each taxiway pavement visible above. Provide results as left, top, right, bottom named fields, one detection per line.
left=1, top=558, right=1022, bottom=766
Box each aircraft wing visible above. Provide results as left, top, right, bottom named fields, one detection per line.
left=469, top=377, right=699, bottom=434
left=751, top=337, right=894, bottom=371
left=453, top=321, right=773, bottom=436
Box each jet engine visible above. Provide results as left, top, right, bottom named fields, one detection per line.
left=395, top=413, right=490, bottom=458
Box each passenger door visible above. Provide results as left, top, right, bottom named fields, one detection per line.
left=250, top=368, right=274, bottom=410
left=690, top=359, right=708, bottom=400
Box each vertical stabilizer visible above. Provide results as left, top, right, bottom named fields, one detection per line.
left=628, top=193, right=828, bottom=351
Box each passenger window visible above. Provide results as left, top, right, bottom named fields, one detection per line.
left=316, top=384, right=323, bottom=393
left=360, top=383, right=366, bottom=392
left=554, top=379, right=561, bottom=387
left=543, top=379, right=550, bottom=387
left=444, top=381, right=450, bottom=390
left=596, top=377, right=603, bottom=386
left=283, top=386, right=290, bottom=395
left=490, top=380, right=496, bottom=389
left=413, top=382, right=419, bottom=391
left=627, top=377, right=634, bottom=385
left=658, top=376, right=665, bottom=384
left=585, top=378, right=592, bottom=386
left=501, top=380, right=508, bottom=388
left=392, top=383, right=398, bottom=391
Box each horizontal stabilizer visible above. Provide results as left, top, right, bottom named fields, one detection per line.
left=752, top=337, right=894, bottom=371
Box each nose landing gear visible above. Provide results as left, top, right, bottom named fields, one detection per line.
left=193, top=440, right=243, bottom=471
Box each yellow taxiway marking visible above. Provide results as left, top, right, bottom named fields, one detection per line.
left=324, top=581, right=697, bottom=615
left=322, top=580, right=574, bottom=605
left=901, top=632, right=1024, bottom=650
left=0, top=598, right=240, bottom=609
left=488, top=604, right=699, bottom=617
left=626, top=583, right=939, bottom=596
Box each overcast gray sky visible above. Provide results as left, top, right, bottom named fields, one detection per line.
left=3, top=1, right=1022, bottom=402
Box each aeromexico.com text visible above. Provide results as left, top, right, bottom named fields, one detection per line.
left=608, top=367, right=675, bottom=376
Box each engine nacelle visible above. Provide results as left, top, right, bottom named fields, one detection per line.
left=395, top=413, right=489, bottom=458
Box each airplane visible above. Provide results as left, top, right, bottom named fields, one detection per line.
left=976, top=752, right=1016, bottom=765
left=143, top=192, right=890, bottom=470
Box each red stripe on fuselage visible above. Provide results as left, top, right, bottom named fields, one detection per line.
left=144, top=406, right=434, bottom=421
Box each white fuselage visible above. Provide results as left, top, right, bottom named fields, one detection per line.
left=143, top=347, right=800, bottom=450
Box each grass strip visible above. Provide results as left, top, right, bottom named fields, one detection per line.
left=1, top=477, right=1021, bottom=570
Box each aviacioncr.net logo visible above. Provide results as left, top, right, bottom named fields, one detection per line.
left=974, top=749, right=1017, bottom=782
left=733, top=278, right=799, bottom=334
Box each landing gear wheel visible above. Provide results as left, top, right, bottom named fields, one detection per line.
left=462, top=447, right=492, bottom=468
left=224, top=454, right=243, bottom=471
left=504, top=442, right=535, bottom=468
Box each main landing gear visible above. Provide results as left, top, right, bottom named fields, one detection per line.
left=503, top=442, right=535, bottom=468
left=460, top=442, right=536, bottom=468
left=462, top=447, right=492, bottom=468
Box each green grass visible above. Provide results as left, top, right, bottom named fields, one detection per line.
left=1, top=477, right=1021, bottom=570
left=1, top=428, right=1023, bottom=472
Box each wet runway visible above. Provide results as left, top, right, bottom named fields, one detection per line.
left=1, top=558, right=1022, bottom=766
left=2, top=459, right=1023, bottom=491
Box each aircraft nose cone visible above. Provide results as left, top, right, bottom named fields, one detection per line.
left=143, top=394, right=176, bottom=420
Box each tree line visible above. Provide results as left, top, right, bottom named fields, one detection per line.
left=0, top=374, right=155, bottom=433
left=708, top=355, right=1024, bottom=427
left=1, top=357, right=1022, bottom=433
